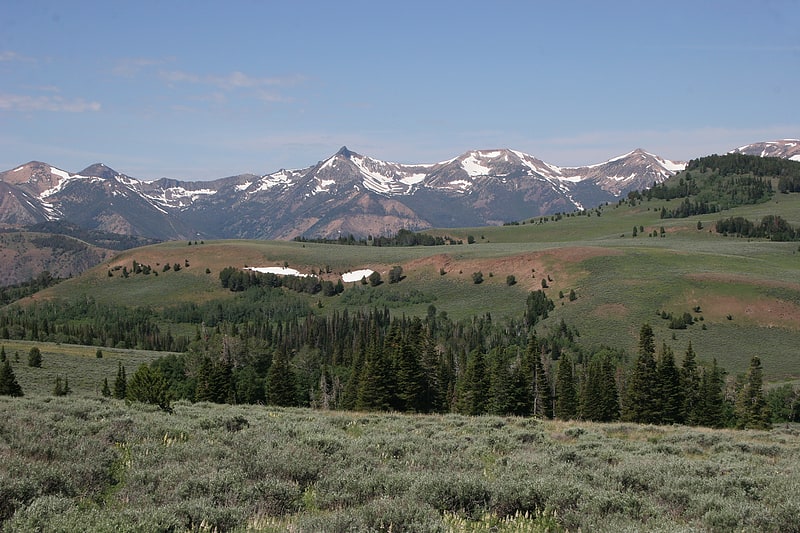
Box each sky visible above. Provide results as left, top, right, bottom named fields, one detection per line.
left=1, top=0, right=798, bottom=181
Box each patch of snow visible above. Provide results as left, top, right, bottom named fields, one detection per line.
left=314, top=179, right=336, bottom=194
left=461, top=153, right=492, bottom=177
left=246, top=266, right=308, bottom=277
left=235, top=181, right=253, bottom=192
left=400, top=173, right=426, bottom=186
left=319, top=156, right=337, bottom=171
left=791, top=155, right=800, bottom=162
left=342, top=269, right=374, bottom=283
left=49, top=167, right=71, bottom=180
left=12, top=166, right=24, bottom=172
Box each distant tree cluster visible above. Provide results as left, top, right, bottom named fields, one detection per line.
left=716, top=215, right=799, bottom=241
left=219, top=266, right=344, bottom=296
left=0, top=271, right=64, bottom=306
left=293, top=228, right=460, bottom=247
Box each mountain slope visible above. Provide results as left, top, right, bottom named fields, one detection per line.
left=5, top=141, right=797, bottom=241
left=730, top=139, right=800, bottom=161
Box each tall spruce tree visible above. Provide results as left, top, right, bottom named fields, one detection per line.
left=581, top=351, right=619, bottom=422
left=266, top=349, right=298, bottom=407
left=0, top=359, right=24, bottom=397
left=355, top=341, right=392, bottom=411
left=657, top=343, right=684, bottom=424
left=113, top=362, right=127, bottom=400
left=697, top=358, right=725, bottom=428
left=555, top=353, right=578, bottom=420
left=623, top=324, right=659, bottom=424
left=735, top=356, right=771, bottom=429
left=394, top=327, right=426, bottom=412
left=455, top=348, right=490, bottom=415
left=680, top=341, right=701, bottom=425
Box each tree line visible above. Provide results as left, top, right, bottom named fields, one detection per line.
left=715, top=215, right=799, bottom=241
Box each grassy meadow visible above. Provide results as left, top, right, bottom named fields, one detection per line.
left=27, top=192, right=800, bottom=382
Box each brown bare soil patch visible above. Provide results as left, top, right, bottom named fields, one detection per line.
left=700, top=296, right=800, bottom=330
left=404, top=246, right=620, bottom=291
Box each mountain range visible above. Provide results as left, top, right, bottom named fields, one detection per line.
left=1, top=140, right=797, bottom=242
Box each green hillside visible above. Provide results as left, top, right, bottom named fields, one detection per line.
left=12, top=185, right=798, bottom=382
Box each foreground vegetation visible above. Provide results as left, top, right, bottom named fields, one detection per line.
left=1, top=395, right=798, bottom=532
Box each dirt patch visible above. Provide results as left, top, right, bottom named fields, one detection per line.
left=403, top=246, right=620, bottom=292
left=693, top=295, right=800, bottom=330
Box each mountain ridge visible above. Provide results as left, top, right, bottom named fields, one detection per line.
left=0, top=139, right=795, bottom=241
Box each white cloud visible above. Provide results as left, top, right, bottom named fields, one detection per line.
left=0, top=51, right=35, bottom=62
left=112, top=57, right=173, bottom=78
left=160, top=69, right=303, bottom=90
left=0, top=93, right=101, bottom=112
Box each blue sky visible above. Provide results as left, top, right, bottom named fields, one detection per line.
left=1, top=0, right=798, bottom=180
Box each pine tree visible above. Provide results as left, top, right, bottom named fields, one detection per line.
left=532, top=353, right=553, bottom=419
left=113, top=362, right=127, bottom=399
left=0, top=345, right=5, bottom=362
left=101, top=377, right=112, bottom=397
left=356, top=341, right=392, bottom=411
left=455, top=348, right=489, bottom=415
left=581, top=352, right=619, bottom=422
left=680, top=341, right=701, bottom=425
left=623, top=324, right=659, bottom=424
left=735, top=356, right=771, bottom=429
left=0, top=359, right=24, bottom=397
left=555, top=353, right=578, bottom=420
left=697, top=358, right=725, bottom=428
left=126, top=364, right=172, bottom=411
left=394, top=334, right=426, bottom=412
left=487, top=348, right=513, bottom=415
left=266, top=349, right=297, bottom=407
left=657, top=343, right=684, bottom=424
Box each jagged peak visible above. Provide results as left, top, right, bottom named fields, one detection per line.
left=79, top=163, right=119, bottom=179
left=335, top=146, right=355, bottom=158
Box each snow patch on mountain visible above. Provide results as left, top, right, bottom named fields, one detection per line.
left=342, top=269, right=373, bottom=282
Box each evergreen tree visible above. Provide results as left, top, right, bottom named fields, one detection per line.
left=657, top=343, right=684, bottom=424
left=101, top=377, right=112, bottom=397
left=735, top=356, right=771, bottom=429
left=455, top=348, right=490, bottom=415
left=487, top=348, right=513, bottom=415
left=28, top=346, right=42, bottom=368
left=555, top=353, right=578, bottom=419
left=113, top=362, right=127, bottom=399
left=127, top=364, right=172, bottom=411
left=532, top=352, right=553, bottom=419
left=680, top=341, right=701, bottom=425
left=0, top=345, right=5, bottom=362
left=581, top=351, right=619, bottom=422
left=355, top=341, right=392, bottom=411
left=623, top=324, right=659, bottom=424
left=697, top=358, right=725, bottom=428
left=0, top=359, right=24, bottom=397
left=394, top=331, right=426, bottom=412
left=266, top=349, right=297, bottom=407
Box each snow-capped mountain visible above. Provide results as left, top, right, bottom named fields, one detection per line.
left=0, top=141, right=788, bottom=240
left=729, top=139, right=800, bottom=161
